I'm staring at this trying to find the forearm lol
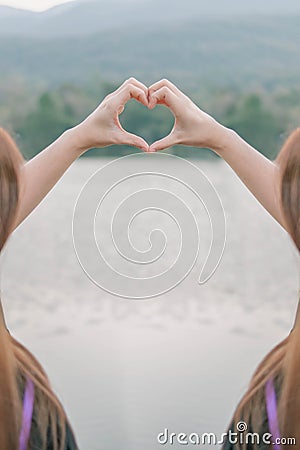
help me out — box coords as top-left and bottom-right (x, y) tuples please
(147, 79), (284, 226)
(16, 128), (83, 227)
(14, 78), (149, 228)
(213, 127), (284, 227)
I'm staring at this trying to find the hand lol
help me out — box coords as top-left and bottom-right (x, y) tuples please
(148, 79), (230, 153)
(72, 78), (149, 153)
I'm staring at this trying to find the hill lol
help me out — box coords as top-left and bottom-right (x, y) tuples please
(1, 0), (300, 37)
(0, 15), (299, 89)
(0, 1), (299, 160)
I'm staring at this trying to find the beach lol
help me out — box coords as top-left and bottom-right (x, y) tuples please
(1, 156), (298, 450)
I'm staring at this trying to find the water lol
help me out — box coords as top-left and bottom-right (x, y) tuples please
(1, 157), (298, 449)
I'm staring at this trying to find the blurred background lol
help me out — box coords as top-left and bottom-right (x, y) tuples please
(1, 0), (300, 158)
(0, 0), (300, 449)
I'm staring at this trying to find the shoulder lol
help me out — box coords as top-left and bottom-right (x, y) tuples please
(221, 421), (270, 450)
(44, 418), (79, 450)
(19, 375), (79, 450)
(29, 411), (79, 450)
(63, 421), (79, 450)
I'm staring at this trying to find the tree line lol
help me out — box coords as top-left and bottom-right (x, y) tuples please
(1, 79), (299, 161)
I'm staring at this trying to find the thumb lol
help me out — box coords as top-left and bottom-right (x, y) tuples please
(122, 131), (149, 152)
(149, 131), (177, 152)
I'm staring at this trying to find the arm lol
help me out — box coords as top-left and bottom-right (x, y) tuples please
(148, 79), (284, 227)
(17, 131), (82, 226)
(211, 129), (283, 227)
(16, 78), (149, 227)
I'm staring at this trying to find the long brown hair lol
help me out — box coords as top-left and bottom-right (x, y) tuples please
(0, 128), (72, 449)
(230, 128), (300, 449)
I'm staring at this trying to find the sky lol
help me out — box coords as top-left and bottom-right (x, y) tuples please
(1, 0), (300, 13)
(0, 0), (75, 11)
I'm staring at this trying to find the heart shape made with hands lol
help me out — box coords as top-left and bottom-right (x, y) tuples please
(108, 79), (182, 153)
(119, 98), (175, 152)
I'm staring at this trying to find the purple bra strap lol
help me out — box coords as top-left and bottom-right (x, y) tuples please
(19, 377), (35, 450)
(265, 378), (281, 450)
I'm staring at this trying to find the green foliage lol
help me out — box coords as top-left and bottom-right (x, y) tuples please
(16, 91), (77, 159)
(223, 94), (286, 159)
(120, 101), (174, 145)
(2, 79), (298, 161)
(1, 13), (300, 161)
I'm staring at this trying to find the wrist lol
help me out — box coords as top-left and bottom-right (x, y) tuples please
(64, 124), (91, 156)
(211, 125), (237, 155)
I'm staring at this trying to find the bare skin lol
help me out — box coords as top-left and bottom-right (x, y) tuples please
(15, 77), (284, 231)
(16, 78), (149, 227)
(148, 79), (284, 228)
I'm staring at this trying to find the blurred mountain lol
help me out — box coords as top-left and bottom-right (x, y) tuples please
(1, 0), (300, 37)
(0, 13), (299, 89)
(0, 0), (298, 159)
(0, 1), (299, 90)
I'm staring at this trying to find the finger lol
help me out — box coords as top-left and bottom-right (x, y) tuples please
(148, 86), (180, 114)
(121, 130), (149, 152)
(123, 77), (148, 98)
(119, 84), (149, 107)
(118, 105), (125, 115)
(110, 84), (148, 111)
(109, 77), (148, 100)
(149, 131), (178, 153)
(149, 78), (181, 97)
